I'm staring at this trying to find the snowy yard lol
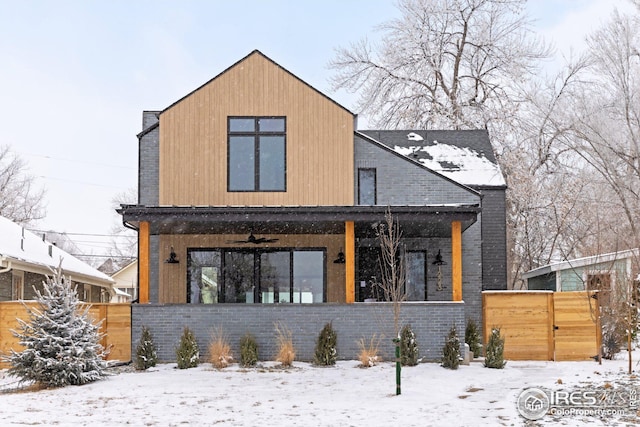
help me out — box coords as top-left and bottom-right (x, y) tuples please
(2, 353), (639, 427)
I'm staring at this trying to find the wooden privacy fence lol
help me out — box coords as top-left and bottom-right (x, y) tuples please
(0, 302), (131, 369)
(482, 291), (602, 361)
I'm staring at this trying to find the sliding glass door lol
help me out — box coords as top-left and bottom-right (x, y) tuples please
(188, 248), (325, 304)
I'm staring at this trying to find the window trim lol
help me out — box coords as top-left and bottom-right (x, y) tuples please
(227, 116), (287, 192)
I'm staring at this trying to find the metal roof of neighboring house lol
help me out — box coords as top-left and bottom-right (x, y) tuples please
(358, 129), (506, 188)
(0, 215), (114, 287)
(522, 248), (639, 280)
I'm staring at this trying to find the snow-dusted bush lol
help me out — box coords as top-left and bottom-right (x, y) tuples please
(4, 264), (108, 387)
(175, 327), (199, 369)
(484, 327), (506, 369)
(441, 325), (461, 370)
(400, 324), (419, 366)
(314, 322), (337, 366)
(464, 318), (482, 358)
(135, 325), (158, 370)
(240, 332), (259, 367)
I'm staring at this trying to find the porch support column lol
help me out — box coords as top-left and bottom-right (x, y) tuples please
(452, 220), (462, 302)
(139, 221), (150, 304)
(345, 221), (355, 303)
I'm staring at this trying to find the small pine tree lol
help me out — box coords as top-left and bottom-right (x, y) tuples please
(135, 326), (158, 370)
(240, 333), (259, 367)
(4, 263), (108, 387)
(441, 325), (461, 370)
(484, 327), (506, 369)
(400, 324), (419, 366)
(464, 318), (482, 358)
(314, 322), (338, 366)
(175, 327), (199, 369)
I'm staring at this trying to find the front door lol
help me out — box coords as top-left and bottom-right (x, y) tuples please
(357, 247), (381, 302)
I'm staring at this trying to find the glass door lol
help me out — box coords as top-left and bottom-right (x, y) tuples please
(224, 252), (255, 303)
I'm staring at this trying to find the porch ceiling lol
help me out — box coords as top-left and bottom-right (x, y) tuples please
(117, 205), (480, 238)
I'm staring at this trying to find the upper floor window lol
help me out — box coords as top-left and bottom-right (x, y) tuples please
(228, 117), (286, 191)
(358, 168), (376, 205)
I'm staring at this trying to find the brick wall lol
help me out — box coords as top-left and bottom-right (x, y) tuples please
(132, 302), (465, 363)
(139, 114), (159, 206)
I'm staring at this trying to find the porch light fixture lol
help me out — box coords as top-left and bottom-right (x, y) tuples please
(165, 246), (179, 264)
(433, 249), (446, 291)
(333, 248), (346, 264)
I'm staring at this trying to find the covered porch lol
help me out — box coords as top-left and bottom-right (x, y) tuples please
(118, 205), (479, 305)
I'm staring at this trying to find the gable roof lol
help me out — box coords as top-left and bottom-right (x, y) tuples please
(522, 248), (639, 280)
(358, 129), (506, 188)
(0, 216), (114, 287)
(161, 49), (354, 117)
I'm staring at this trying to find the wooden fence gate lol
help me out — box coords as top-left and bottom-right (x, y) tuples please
(482, 291), (602, 361)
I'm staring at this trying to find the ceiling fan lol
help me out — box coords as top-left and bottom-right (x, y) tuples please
(226, 232), (279, 244)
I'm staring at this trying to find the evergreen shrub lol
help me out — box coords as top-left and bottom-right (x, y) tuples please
(135, 325), (158, 370)
(441, 325), (461, 370)
(240, 332), (259, 367)
(400, 324), (419, 366)
(484, 327), (506, 369)
(464, 318), (482, 358)
(175, 327), (199, 369)
(314, 322), (338, 366)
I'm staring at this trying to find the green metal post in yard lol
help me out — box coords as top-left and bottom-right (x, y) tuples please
(393, 338), (401, 395)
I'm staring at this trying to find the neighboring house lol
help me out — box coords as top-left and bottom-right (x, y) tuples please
(110, 260), (137, 303)
(523, 249), (639, 307)
(118, 50), (507, 361)
(0, 215), (115, 302)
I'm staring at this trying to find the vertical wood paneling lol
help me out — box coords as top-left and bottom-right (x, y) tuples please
(159, 52), (354, 207)
(451, 221), (462, 302)
(345, 221), (355, 303)
(139, 221), (150, 304)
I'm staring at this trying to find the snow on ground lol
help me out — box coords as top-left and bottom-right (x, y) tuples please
(1, 354), (639, 427)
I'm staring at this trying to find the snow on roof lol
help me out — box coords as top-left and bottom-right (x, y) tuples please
(0, 216), (113, 286)
(359, 130), (506, 187)
(522, 248), (640, 279)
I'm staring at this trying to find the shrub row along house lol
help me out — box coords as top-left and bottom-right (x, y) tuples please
(118, 50), (508, 361)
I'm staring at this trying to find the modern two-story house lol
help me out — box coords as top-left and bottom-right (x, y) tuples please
(118, 50), (507, 361)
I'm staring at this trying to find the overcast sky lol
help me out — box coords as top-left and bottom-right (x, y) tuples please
(0, 0), (634, 256)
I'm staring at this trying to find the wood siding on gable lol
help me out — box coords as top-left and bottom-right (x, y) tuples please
(159, 52), (354, 206)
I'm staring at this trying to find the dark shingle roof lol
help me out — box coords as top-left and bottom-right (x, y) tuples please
(358, 129), (505, 187)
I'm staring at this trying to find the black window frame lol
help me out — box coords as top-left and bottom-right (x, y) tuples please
(358, 168), (377, 205)
(227, 116), (287, 192)
(187, 247), (326, 304)
(405, 250), (428, 301)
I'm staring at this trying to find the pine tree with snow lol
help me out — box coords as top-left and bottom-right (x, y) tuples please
(314, 322), (337, 366)
(484, 327), (506, 369)
(175, 327), (199, 369)
(135, 325), (158, 370)
(400, 324), (419, 366)
(441, 325), (461, 370)
(4, 262), (108, 387)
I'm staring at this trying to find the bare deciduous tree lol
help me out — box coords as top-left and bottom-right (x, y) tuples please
(374, 208), (406, 339)
(330, 0), (549, 131)
(0, 145), (46, 224)
(109, 187), (138, 263)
